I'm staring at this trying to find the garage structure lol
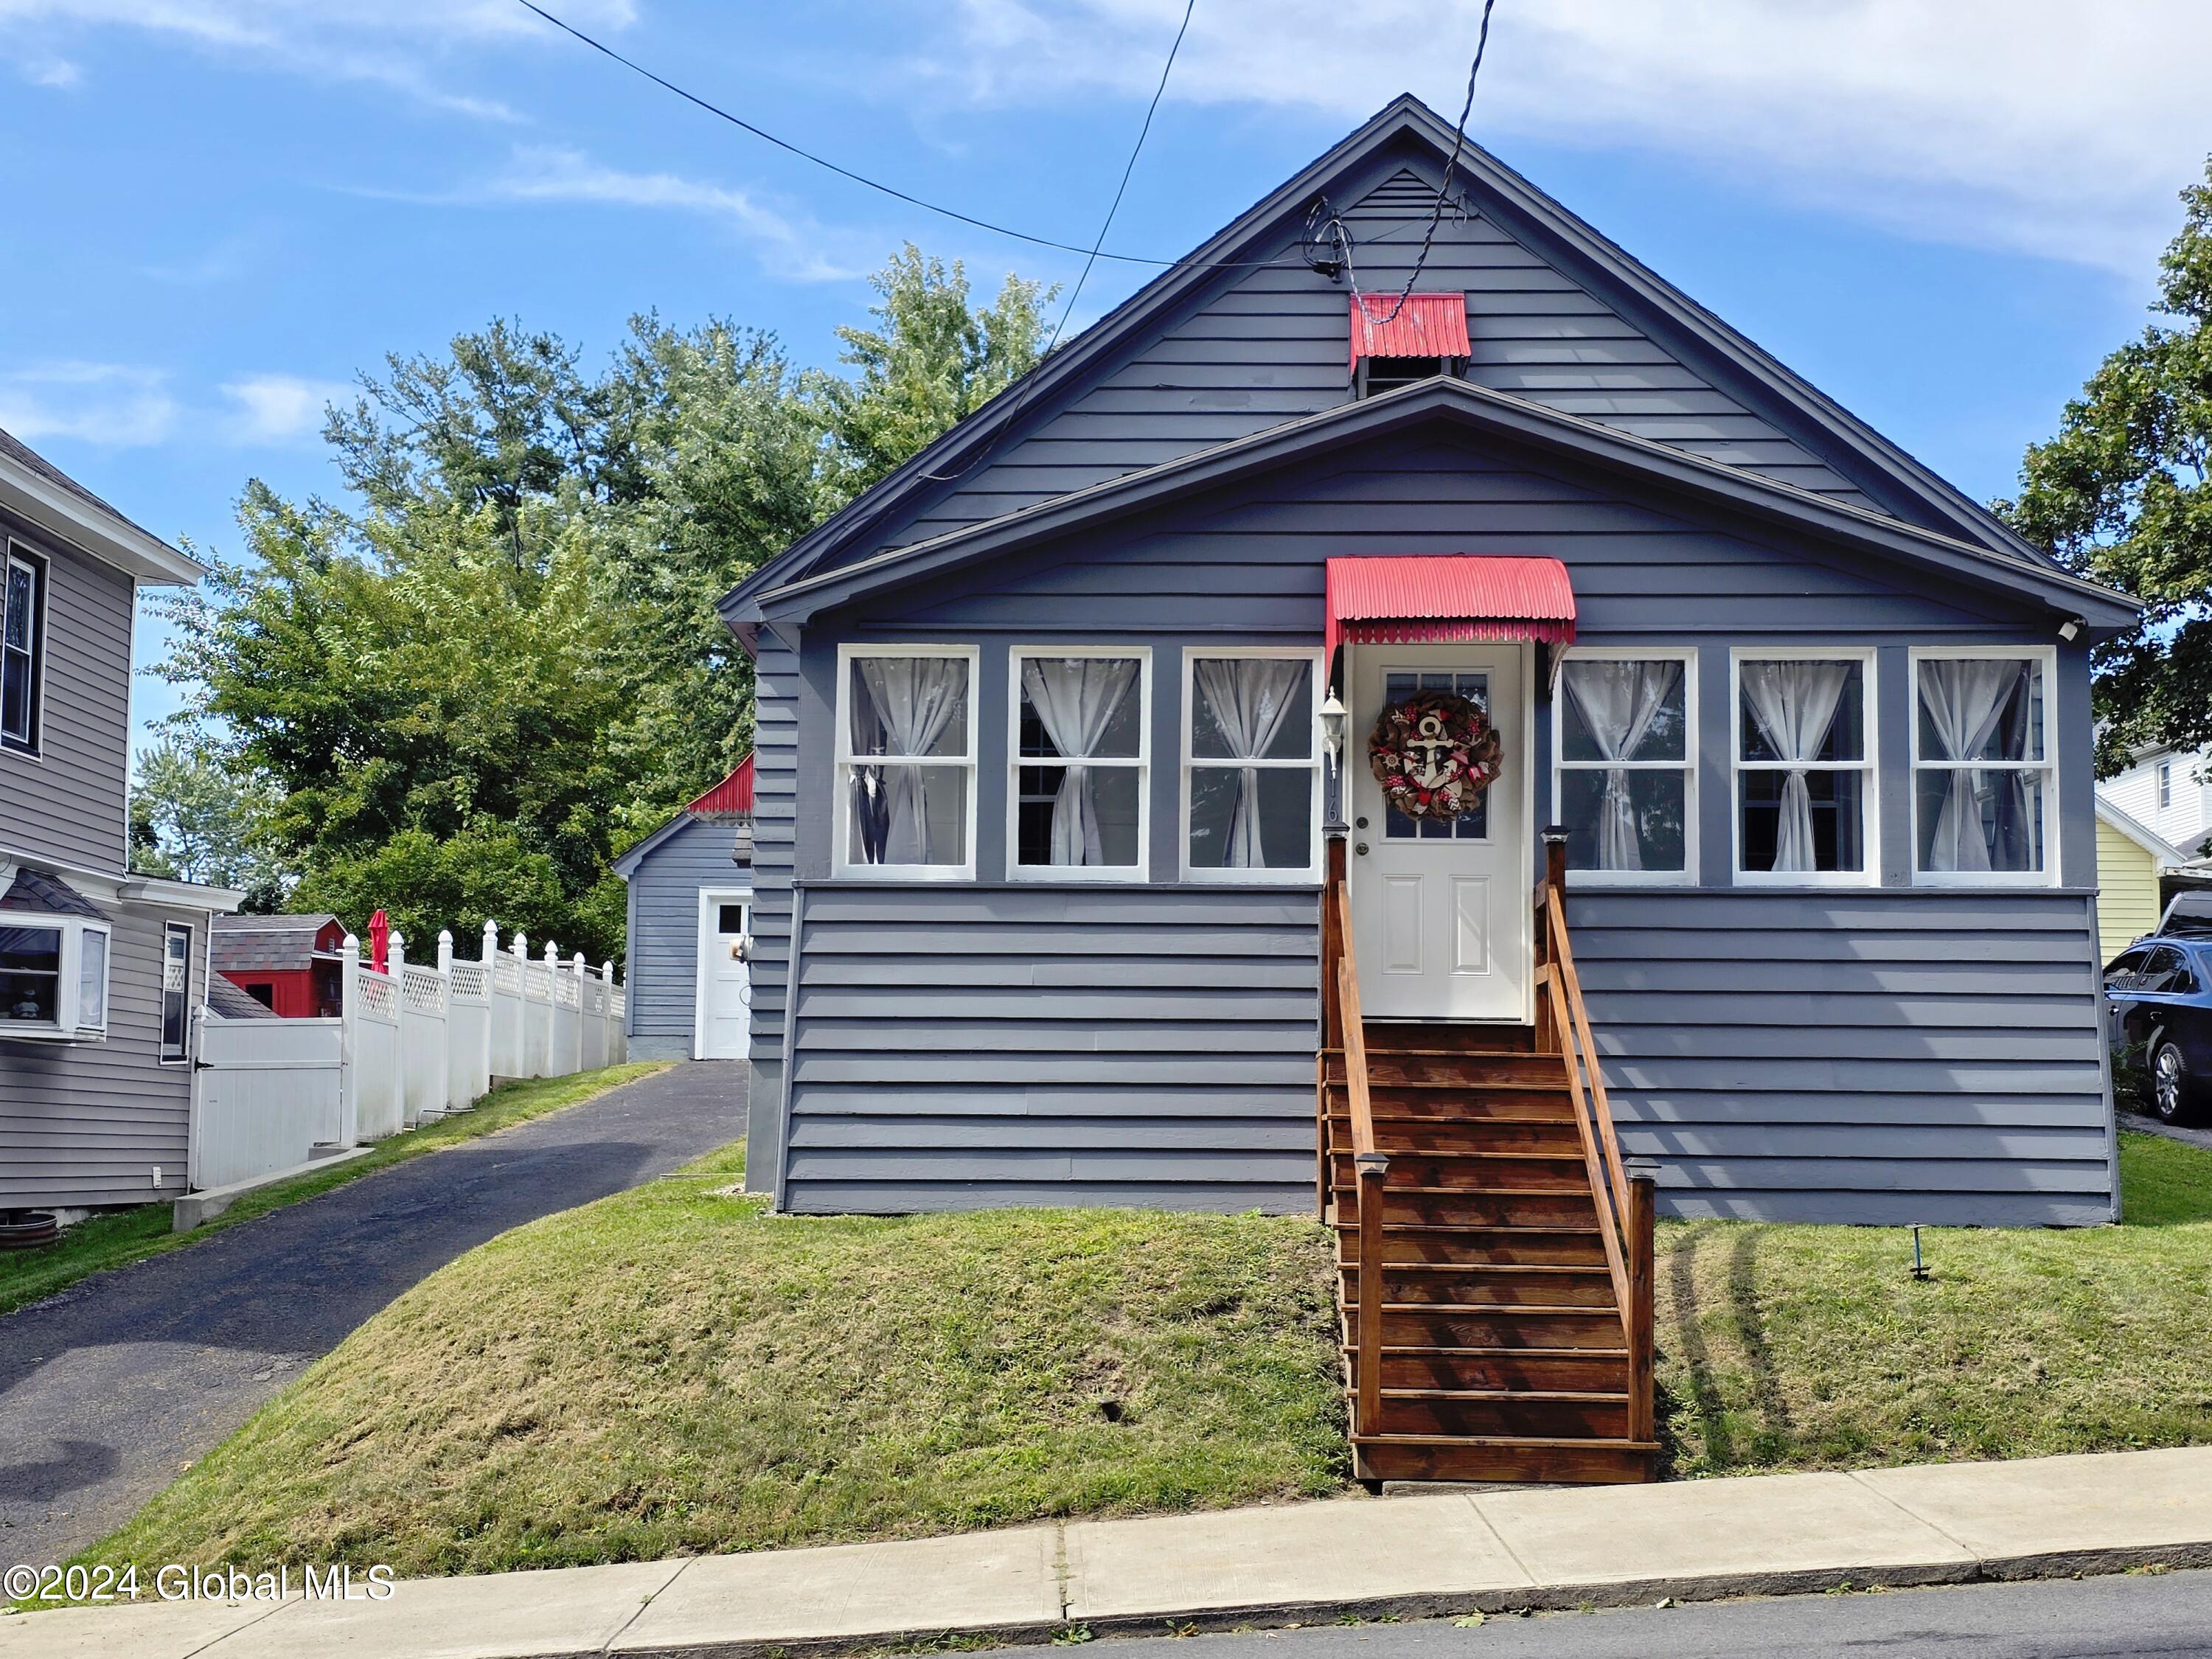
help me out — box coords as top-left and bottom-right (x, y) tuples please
(612, 757), (754, 1062)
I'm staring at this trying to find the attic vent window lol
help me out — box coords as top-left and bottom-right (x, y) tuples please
(1349, 293), (1470, 398)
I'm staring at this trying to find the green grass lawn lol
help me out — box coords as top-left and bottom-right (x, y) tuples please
(70, 1128), (2212, 1584)
(0, 1062), (672, 1318)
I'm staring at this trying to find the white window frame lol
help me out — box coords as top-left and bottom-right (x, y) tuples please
(1006, 644), (1152, 883)
(1178, 645), (1327, 886)
(2157, 759), (2172, 810)
(1908, 644), (2061, 889)
(1729, 646), (1880, 888)
(0, 914), (112, 1040)
(1549, 646), (1700, 888)
(2, 542), (46, 756)
(160, 920), (193, 1062)
(832, 643), (980, 882)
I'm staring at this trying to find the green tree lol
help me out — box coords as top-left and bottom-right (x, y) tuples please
(2004, 158), (2212, 772)
(127, 733), (290, 908)
(819, 244), (1054, 497)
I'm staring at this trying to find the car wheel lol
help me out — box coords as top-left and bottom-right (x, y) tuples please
(2152, 1042), (2196, 1123)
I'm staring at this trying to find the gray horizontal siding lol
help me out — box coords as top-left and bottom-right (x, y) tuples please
(1567, 888), (2114, 1226)
(745, 630), (800, 1191)
(0, 520), (135, 872)
(622, 813), (748, 1046)
(780, 886), (1319, 1214)
(1, 902), (204, 1210)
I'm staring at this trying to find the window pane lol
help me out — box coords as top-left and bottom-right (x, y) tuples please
(849, 656), (970, 758)
(1189, 766), (1311, 870)
(1916, 766), (2045, 874)
(0, 923), (61, 1023)
(717, 904), (746, 935)
(846, 763), (968, 866)
(1917, 658), (2042, 764)
(1739, 660), (1863, 763)
(79, 928), (108, 1029)
(1018, 764), (1141, 867)
(1561, 768), (1686, 873)
(1739, 768), (1864, 873)
(4, 563), (30, 649)
(1562, 659), (1686, 763)
(1019, 657), (1142, 760)
(1191, 658), (1310, 761)
(163, 926), (191, 1054)
(1, 649), (29, 742)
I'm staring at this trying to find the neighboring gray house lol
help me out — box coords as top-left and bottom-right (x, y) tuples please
(611, 756), (754, 1062)
(718, 97), (2138, 1230)
(1, 428), (243, 1216)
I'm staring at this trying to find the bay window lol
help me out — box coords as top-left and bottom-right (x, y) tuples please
(1912, 650), (2055, 883)
(0, 914), (111, 1038)
(835, 645), (977, 878)
(1554, 651), (1694, 881)
(1182, 650), (1323, 881)
(1732, 651), (1875, 883)
(1011, 648), (1148, 878)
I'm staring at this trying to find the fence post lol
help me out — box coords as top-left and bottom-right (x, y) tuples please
(543, 939), (561, 1077)
(571, 950), (588, 1075)
(338, 933), (361, 1147)
(438, 928), (453, 975)
(479, 919), (501, 1101)
(389, 931), (413, 1126)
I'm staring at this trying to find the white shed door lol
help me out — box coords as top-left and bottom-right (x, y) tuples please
(697, 893), (752, 1061)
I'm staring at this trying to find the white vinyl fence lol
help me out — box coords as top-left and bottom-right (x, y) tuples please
(188, 921), (627, 1194)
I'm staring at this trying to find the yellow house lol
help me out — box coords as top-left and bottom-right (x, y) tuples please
(2095, 799), (2188, 962)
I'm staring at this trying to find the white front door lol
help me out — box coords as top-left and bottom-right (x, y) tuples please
(696, 891), (752, 1061)
(1347, 644), (1531, 1022)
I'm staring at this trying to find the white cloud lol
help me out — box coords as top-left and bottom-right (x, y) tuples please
(20, 51), (80, 85)
(0, 363), (178, 445)
(0, 0), (638, 116)
(487, 145), (874, 282)
(220, 372), (352, 443)
(929, 0), (2212, 276)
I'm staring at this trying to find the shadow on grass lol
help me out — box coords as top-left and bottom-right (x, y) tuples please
(1658, 1219), (1797, 1475)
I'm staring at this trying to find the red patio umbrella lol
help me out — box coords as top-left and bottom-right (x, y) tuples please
(368, 909), (389, 975)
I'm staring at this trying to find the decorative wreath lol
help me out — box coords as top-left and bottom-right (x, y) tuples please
(1367, 689), (1504, 821)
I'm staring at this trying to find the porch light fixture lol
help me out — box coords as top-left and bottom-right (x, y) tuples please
(2058, 617), (2084, 642)
(1319, 689), (1348, 760)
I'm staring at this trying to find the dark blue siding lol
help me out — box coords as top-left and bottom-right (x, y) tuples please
(620, 813), (748, 1060)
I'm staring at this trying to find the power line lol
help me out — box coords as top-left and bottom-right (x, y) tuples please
(513, 0), (1290, 274)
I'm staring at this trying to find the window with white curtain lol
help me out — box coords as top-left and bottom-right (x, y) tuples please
(1554, 652), (1694, 882)
(835, 646), (978, 877)
(0, 914), (110, 1037)
(1182, 651), (1321, 880)
(1911, 650), (2054, 883)
(1011, 649), (1148, 877)
(1732, 652), (1874, 883)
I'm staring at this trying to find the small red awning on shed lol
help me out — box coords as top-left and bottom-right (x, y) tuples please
(1324, 555), (1577, 653)
(1348, 293), (1471, 374)
(686, 754), (754, 821)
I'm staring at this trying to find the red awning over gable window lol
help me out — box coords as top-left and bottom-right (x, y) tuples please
(685, 754), (754, 821)
(1325, 555), (1576, 653)
(1348, 293), (1471, 374)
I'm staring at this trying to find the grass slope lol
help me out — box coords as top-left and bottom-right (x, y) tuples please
(0, 1062), (673, 1318)
(1658, 1131), (2212, 1475)
(92, 1143), (1348, 1576)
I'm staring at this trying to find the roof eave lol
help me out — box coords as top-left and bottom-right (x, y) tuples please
(0, 452), (202, 585)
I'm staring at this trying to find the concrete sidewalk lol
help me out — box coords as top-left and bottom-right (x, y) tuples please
(9, 1446), (2212, 1658)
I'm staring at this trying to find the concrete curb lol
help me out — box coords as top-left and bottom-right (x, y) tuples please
(170, 1146), (374, 1231)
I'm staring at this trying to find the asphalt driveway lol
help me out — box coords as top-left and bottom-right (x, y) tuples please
(0, 1061), (743, 1568)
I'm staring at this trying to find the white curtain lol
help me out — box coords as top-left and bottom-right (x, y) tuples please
(1741, 661), (1851, 872)
(1194, 658), (1303, 867)
(854, 658), (966, 864)
(1566, 660), (1681, 872)
(1921, 658), (2030, 872)
(1022, 657), (1139, 866)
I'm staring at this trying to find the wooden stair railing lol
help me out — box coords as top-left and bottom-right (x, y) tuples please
(1533, 831), (1657, 1449)
(1319, 834), (1386, 1439)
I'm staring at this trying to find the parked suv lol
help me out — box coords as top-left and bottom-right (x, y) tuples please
(2104, 937), (2212, 1121)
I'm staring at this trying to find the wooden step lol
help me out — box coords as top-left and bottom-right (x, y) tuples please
(1374, 1304), (1629, 1349)
(1326, 1114), (1583, 1154)
(1359, 1387), (1633, 1440)
(1352, 1344), (1632, 1392)
(1331, 1150), (1591, 1193)
(1351, 1434), (1658, 1485)
(1324, 1085), (1576, 1119)
(1343, 1224), (1607, 1267)
(1343, 1187), (1600, 1228)
(1361, 1022), (1537, 1055)
(1326, 1051), (1566, 1089)
(1338, 1262), (1618, 1307)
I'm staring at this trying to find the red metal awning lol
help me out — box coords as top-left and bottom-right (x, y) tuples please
(685, 754), (754, 821)
(1325, 555), (1576, 653)
(1348, 293), (1471, 374)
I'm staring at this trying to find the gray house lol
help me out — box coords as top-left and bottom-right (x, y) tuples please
(612, 757), (754, 1062)
(1, 428), (243, 1216)
(719, 97), (2136, 1236)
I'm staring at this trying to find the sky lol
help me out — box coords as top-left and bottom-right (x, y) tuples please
(0, 0), (2205, 754)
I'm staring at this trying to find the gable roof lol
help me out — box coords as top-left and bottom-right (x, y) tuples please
(613, 757), (757, 877)
(724, 95), (2051, 630)
(751, 375), (2137, 634)
(0, 425), (202, 585)
(2097, 797), (2195, 869)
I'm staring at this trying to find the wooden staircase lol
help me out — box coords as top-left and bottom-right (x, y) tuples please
(1319, 836), (1658, 1486)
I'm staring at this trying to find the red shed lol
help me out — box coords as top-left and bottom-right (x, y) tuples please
(212, 913), (348, 1018)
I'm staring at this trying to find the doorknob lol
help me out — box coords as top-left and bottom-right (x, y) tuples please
(1354, 842), (1370, 856)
